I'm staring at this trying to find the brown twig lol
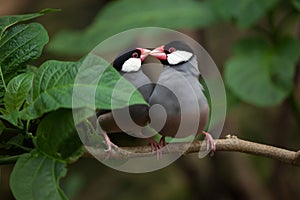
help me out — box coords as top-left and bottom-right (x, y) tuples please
(82, 135), (300, 167)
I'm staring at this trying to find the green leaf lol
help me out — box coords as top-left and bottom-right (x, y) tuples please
(10, 152), (67, 200)
(0, 110), (22, 128)
(0, 23), (48, 76)
(0, 23), (48, 98)
(270, 37), (300, 90)
(35, 109), (83, 161)
(0, 8), (59, 38)
(20, 55), (146, 120)
(19, 60), (77, 120)
(48, 0), (217, 55)
(4, 72), (34, 112)
(225, 37), (300, 107)
(209, 0), (279, 28)
(80, 54), (148, 109)
(1, 72), (33, 127)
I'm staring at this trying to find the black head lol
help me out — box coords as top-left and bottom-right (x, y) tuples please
(112, 48), (150, 72)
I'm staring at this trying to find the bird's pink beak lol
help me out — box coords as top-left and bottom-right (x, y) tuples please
(150, 45), (167, 60)
(137, 48), (151, 61)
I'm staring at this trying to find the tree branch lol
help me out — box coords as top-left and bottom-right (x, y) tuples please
(82, 135), (300, 167)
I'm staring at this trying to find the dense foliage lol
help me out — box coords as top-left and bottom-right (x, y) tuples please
(0, 9), (146, 199)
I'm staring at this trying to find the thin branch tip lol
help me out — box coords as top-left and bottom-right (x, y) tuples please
(293, 150), (300, 166)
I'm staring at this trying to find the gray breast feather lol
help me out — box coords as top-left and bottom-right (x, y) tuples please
(150, 66), (208, 113)
(122, 70), (154, 101)
(148, 59), (209, 137)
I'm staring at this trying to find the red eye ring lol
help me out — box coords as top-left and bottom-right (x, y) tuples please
(168, 47), (176, 53)
(132, 52), (139, 58)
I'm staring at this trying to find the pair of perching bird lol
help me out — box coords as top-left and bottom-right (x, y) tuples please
(98, 41), (215, 158)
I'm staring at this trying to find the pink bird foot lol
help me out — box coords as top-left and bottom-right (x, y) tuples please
(102, 131), (118, 160)
(159, 136), (166, 147)
(148, 137), (164, 160)
(201, 131), (216, 156)
(148, 136), (167, 160)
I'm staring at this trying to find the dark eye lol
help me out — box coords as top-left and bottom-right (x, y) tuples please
(168, 47), (176, 53)
(132, 52), (139, 58)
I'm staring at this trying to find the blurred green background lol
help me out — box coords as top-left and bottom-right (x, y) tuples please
(1, 0), (300, 199)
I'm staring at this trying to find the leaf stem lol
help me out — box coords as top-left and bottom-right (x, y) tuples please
(8, 143), (32, 152)
(0, 155), (20, 165)
(25, 120), (30, 135)
(0, 64), (7, 91)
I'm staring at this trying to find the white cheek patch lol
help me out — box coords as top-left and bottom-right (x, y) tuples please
(121, 58), (141, 72)
(167, 50), (193, 65)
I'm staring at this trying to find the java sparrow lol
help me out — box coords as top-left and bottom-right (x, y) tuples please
(97, 48), (153, 154)
(149, 41), (216, 153)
